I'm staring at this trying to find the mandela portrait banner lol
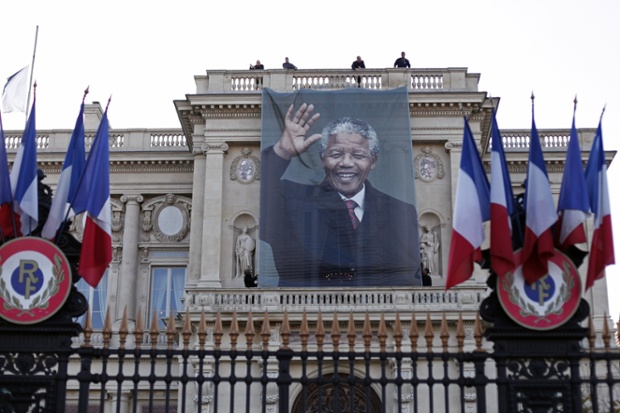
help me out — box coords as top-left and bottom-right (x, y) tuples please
(259, 87), (421, 287)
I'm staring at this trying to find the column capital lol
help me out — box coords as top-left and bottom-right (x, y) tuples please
(201, 143), (229, 154)
(120, 194), (144, 204)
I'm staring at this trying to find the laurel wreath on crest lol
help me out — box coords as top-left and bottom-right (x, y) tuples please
(502, 262), (574, 324)
(0, 254), (65, 317)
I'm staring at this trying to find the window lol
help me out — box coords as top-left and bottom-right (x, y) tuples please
(75, 271), (108, 329)
(150, 267), (186, 328)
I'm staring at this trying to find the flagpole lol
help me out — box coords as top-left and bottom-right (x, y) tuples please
(25, 25), (39, 122)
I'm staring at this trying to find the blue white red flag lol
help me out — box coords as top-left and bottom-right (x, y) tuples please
(521, 113), (557, 284)
(41, 100), (86, 240)
(555, 106), (589, 251)
(9, 96), (38, 235)
(584, 114), (614, 290)
(446, 117), (490, 289)
(0, 113), (17, 239)
(490, 111), (517, 278)
(74, 107), (112, 287)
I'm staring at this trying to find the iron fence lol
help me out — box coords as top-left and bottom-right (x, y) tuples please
(1, 307), (619, 413)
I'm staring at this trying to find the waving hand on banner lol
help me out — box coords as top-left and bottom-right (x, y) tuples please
(274, 103), (322, 160)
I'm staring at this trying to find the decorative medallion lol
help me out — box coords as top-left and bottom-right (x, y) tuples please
(497, 249), (581, 331)
(152, 194), (190, 242)
(0, 237), (72, 325)
(230, 148), (260, 184)
(414, 147), (444, 182)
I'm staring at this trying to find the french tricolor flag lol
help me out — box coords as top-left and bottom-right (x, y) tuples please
(584, 113), (614, 290)
(72, 105), (112, 288)
(521, 111), (557, 284)
(555, 105), (589, 252)
(446, 117), (490, 290)
(0, 112), (17, 239)
(9, 95), (38, 236)
(490, 111), (517, 278)
(41, 97), (86, 240)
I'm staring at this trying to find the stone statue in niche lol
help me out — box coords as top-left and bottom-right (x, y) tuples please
(420, 224), (439, 275)
(235, 227), (256, 278)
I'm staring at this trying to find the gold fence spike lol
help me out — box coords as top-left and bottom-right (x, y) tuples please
(378, 313), (387, 353)
(150, 310), (159, 350)
(230, 311), (239, 350)
(182, 308), (192, 351)
(245, 311), (255, 350)
(424, 311), (434, 350)
(347, 312), (356, 352)
(261, 311), (270, 351)
(331, 312), (341, 351)
(197, 309), (207, 351)
(300, 310), (309, 352)
(119, 306), (129, 349)
(394, 313), (403, 353)
(456, 313), (465, 353)
(363, 312), (372, 352)
(166, 310), (176, 350)
(102, 307), (113, 349)
(214, 312), (223, 351)
(440, 312), (449, 352)
(410, 312), (419, 352)
(281, 310), (291, 349)
(81, 306), (93, 348)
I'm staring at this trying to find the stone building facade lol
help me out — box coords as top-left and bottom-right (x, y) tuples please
(6, 67), (614, 412)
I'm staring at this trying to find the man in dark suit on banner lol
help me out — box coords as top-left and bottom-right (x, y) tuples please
(261, 102), (421, 287)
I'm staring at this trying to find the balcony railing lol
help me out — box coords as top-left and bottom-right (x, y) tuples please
(4, 129), (187, 153)
(198, 68), (480, 93)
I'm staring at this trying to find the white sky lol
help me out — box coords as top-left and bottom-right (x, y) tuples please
(2, 0), (619, 320)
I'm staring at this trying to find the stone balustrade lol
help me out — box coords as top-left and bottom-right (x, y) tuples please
(489, 128), (597, 153)
(3, 128), (188, 153)
(184, 286), (487, 317)
(197, 68), (479, 93)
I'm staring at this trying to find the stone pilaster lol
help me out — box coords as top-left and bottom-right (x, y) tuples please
(198, 143), (228, 287)
(116, 194), (143, 322)
(188, 145), (206, 286)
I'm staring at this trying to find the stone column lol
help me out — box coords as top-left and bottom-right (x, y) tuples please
(187, 145), (206, 286)
(116, 194), (143, 322)
(198, 143), (228, 287)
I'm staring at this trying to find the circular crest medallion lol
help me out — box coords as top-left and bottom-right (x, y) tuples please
(497, 249), (581, 331)
(0, 237), (72, 325)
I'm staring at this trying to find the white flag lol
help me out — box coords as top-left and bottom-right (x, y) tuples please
(2, 66), (29, 113)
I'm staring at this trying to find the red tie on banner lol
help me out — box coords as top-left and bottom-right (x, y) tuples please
(345, 200), (359, 229)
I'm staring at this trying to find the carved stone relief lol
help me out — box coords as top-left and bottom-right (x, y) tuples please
(230, 147), (260, 184)
(414, 146), (444, 182)
(141, 194), (191, 243)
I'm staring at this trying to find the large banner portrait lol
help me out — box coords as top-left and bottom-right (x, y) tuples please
(259, 87), (421, 287)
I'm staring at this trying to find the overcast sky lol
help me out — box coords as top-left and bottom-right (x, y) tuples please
(2, 0), (619, 320)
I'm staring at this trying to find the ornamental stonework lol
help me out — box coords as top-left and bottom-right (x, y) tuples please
(414, 146), (444, 182)
(230, 148), (260, 184)
(150, 194), (191, 243)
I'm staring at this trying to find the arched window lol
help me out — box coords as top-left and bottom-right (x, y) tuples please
(291, 373), (382, 413)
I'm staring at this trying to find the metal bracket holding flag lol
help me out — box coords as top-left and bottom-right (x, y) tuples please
(0, 237), (72, 324)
